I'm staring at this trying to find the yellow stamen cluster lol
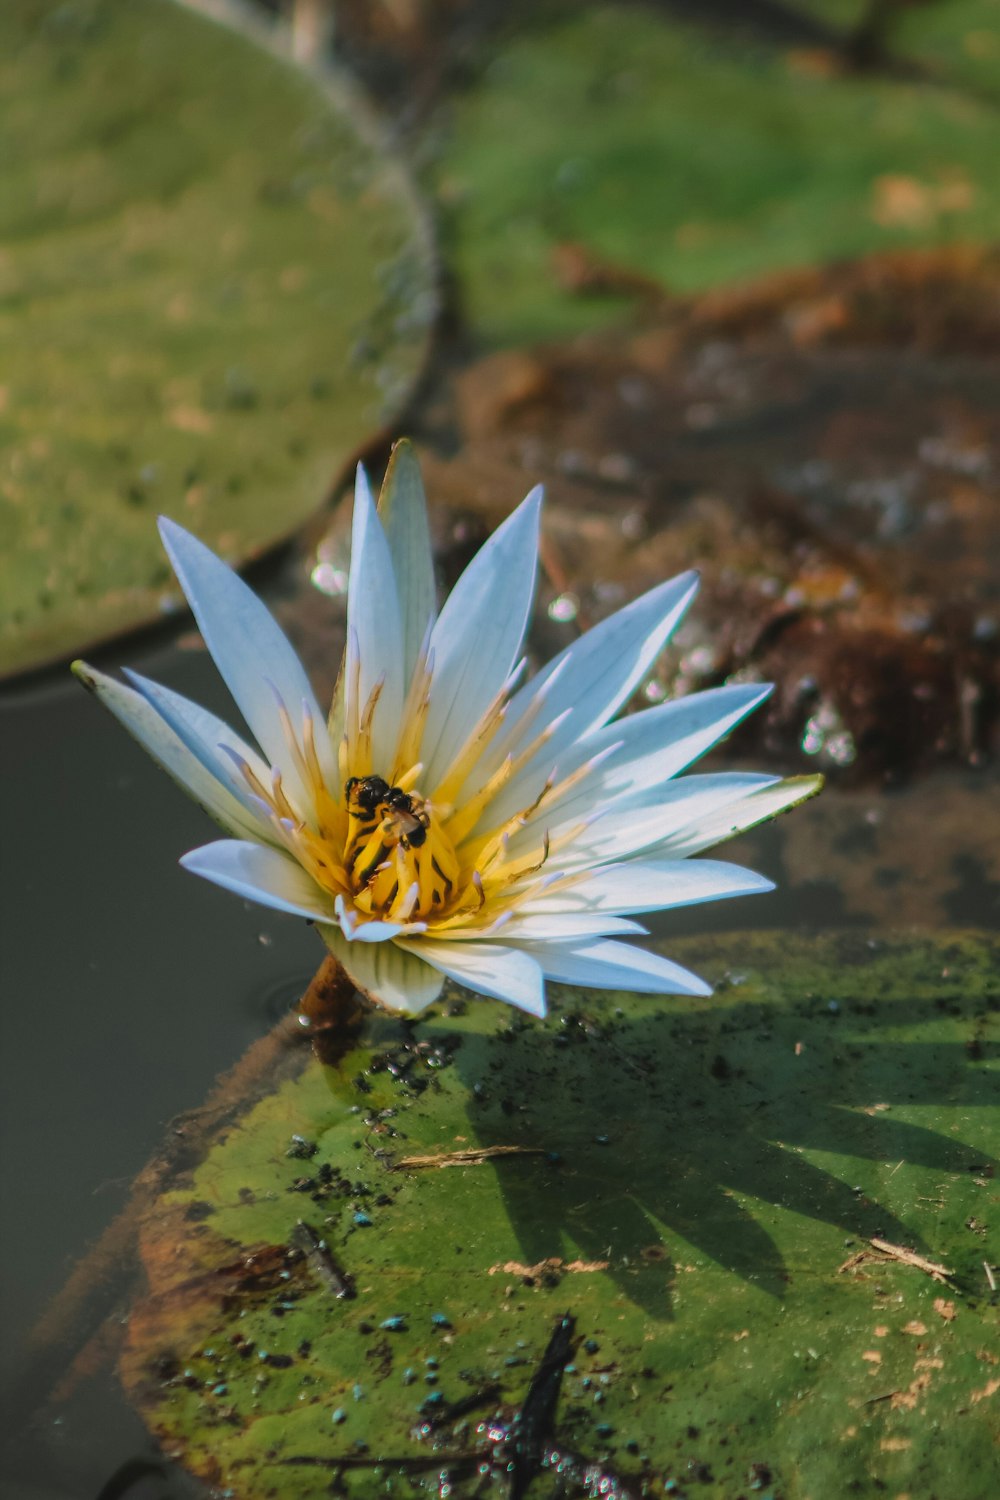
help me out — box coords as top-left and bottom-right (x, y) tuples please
(232, 671), (598, 939)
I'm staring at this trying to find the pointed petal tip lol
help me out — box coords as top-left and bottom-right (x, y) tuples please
(799, 772), (825, 796)
(156, 513), (187, 550)
(689, 975), (714, 998)
(771, 772), (825, 807)
(722, 679), (774, 709)
(71, 659), (95, 689)
(155, 514), (216, 584)
(354, 463), (374, 507)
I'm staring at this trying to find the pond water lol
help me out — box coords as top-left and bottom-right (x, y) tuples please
(0, 630), (319, 1500)
(1, 579), (995, 1497)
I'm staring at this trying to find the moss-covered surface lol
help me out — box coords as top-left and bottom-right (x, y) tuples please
(0, 0), (435, 677)
(434, 4), (1000, 344)
(121, 931), (999, 1498)
(790, 1), (1000, 96)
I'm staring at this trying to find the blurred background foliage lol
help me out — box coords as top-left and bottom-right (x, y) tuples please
(3, 0), (999, 671)
(300, 0), (1000, 342)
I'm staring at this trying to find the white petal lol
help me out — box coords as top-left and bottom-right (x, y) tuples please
(473, 571), (698, 816)
(513, 937), (712, 997)
(157, 518), (336, 806)
(512, 772), (777, 871)
(652, 775), (824, 858)
(180, 840), (339, 923)
(377, 442), (437, 685)
(345, 468), (405, 771)
(518, 569), (698, 736)
(479, 913), (647, 941)
(421, 487), (542, 791)
(73, 662), (265, 842)
(592, 684), (773, 795)
(121, 668), (278, 830)
(322, 927), (445, 1015)
(520, 859), (773, 916)
(396, 936), (546, 1017)
(333, 894), (427, 943)
(486, 683), (770, 838)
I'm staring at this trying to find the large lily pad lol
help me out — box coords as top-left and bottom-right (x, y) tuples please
(789, 2), (1000, 96)
(121, 932), (999, 1498)
(434, 4), (1000, 345)
(0, 0), (436, 678)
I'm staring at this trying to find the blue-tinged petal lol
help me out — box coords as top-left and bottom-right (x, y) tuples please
(485, 682), (770, 837)
(516, 568), (699, 736)
(120, 668), (279, 832)
(377, 442), (437, 686)
(347, 921), (428, 942)
(180, 840), (339, 923)
(514, 938), (712, 997)
(73, 662), (268, 841)
(345, 467), (405, 772)
(519, 859), (773, 916)
(472, 570), (697, 808)
(333, 895), (427, 943)
(478, 913), (647, 941)
(592, 684), (773, 794)
(420, 487), (542, 792)
(651, 775), (824, 858)
(157, 518), (336, 808)
(526, 775), (783, 872)
(396, 936), (546, 1017)
(322, 928), (445, 1015)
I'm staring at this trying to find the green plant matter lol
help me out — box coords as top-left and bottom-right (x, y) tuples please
(791, 1), (1000, 94)
(122, 931), (999, 1498)
(434, 4), (1000, 344)
(0, 0), (435, 677)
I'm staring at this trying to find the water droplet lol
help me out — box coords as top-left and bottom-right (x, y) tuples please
(311, 561), (349, 597)
(548, 593), (579, 624)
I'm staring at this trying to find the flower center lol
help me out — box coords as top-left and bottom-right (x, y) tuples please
(343, 772), (461, 922)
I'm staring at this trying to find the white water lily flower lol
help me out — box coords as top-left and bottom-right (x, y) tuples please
(75, 442), (820, 1018)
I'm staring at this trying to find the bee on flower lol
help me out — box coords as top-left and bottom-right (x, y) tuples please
(74, 442), (820, 1017)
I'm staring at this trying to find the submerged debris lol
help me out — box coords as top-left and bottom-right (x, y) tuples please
(292, 1220), (356, 1300)
(412, 249), (1000, 781)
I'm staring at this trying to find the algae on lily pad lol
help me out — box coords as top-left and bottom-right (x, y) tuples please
(121, 932), (999, 1498)
(435, 5), (1000, 345)
(0, 0), (436, 678)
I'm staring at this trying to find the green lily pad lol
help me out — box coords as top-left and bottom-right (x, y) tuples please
(0, 0), (435, 678)
(789, 2), (1000, 97)
(121, 931), (999, 1498)
(435, 5), (1000, 345)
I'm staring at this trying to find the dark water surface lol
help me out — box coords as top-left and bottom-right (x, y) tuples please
(0, 637), (317, 1500)
(1, 620), (996, 1500)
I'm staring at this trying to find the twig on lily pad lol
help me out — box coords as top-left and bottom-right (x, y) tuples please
(393, 1145), (549, 1170)
(839, 1237), (955, 1285)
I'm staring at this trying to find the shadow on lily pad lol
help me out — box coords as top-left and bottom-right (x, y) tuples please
(118, 931), (999, 1499)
